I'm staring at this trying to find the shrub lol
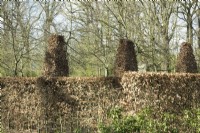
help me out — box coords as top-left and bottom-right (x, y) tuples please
(98, 107), (140, 133)
(98, 107), (200, 133)
(44, 34), (69, 76)
(114, 39), (138, 77)
(176, 42), (198, 73)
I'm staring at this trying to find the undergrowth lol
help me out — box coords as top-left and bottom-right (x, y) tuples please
(98, 107), (200, 133)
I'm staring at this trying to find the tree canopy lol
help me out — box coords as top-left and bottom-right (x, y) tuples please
(0, 1), (199, 77)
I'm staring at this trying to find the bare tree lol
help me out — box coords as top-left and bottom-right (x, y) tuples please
(39, 1), (61, 48)
(139, 1), (177, 72)
(197, 4), (200, 49)
(0, 1), (42, 76)
(178, 0), (198, 45)
(0, 1), (198, 77)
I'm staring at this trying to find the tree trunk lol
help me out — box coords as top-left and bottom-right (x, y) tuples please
(187, 12), (193, 45)
(198, 16), (200, 49)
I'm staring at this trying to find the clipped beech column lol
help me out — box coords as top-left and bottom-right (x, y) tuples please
(41, 35), (69, 132)
(44, 34), (69, 76)
(176, 42), (198, 73)
(114, 39), (138, 77)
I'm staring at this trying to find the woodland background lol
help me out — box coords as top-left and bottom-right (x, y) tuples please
(0, 0), (200, 77)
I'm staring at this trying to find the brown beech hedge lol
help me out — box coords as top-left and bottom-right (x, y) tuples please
(0, 72), (200, 132)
